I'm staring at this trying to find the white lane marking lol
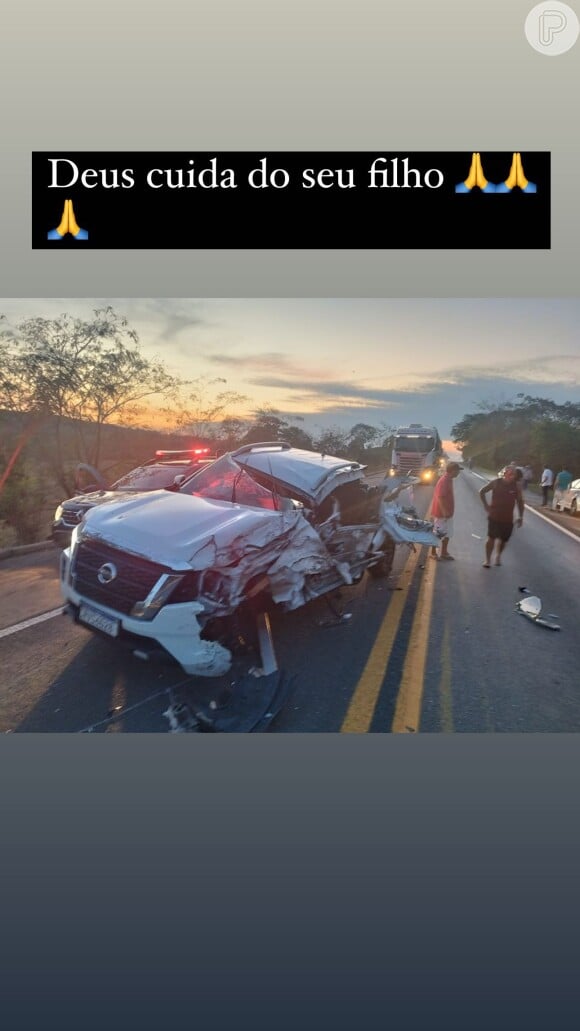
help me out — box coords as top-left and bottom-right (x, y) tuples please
(525, 504), (580, 542)
(0, 607), (65, 639)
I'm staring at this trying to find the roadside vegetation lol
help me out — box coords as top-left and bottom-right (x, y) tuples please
(452, 396), (580, 481)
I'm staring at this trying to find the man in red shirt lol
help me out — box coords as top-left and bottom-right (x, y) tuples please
(479, 466), (524, 567)
(430, 461), (461, 560)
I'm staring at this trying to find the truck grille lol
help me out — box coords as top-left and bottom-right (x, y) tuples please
(397, 453), (421, 475)
(71, 538), (172, 615)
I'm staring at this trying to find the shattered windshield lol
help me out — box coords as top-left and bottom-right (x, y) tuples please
(179, 454), (279, 508)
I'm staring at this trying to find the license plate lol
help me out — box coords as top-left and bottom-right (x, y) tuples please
(79, 603), (120, 638)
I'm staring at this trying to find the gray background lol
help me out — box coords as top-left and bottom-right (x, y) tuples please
(2, 7), (580, 1014)
(2, 0), (578, 294)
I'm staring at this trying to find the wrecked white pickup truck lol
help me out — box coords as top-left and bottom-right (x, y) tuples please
(60, 442), (440, 678)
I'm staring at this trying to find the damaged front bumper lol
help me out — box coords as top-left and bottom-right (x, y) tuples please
(60, 550), (232, 676)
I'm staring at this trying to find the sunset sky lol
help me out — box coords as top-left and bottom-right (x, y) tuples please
(2, 298), (579, 441)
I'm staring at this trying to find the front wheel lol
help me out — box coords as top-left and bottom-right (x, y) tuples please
(571, 499), (577, 516)
(367, 537), (396, 578)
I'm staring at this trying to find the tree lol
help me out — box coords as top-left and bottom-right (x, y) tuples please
(346, 422), (381, 462)
(531, 420), (580, 474)
(282, 424), (315, 450)
(379, 423), (396, 448)
(215, 417), (248, 452)
(0, 307), (180, 494)
(167, 376), (249, 440)
(239, 407), (316, 450)
(241, 406), (291, 445)
(313, 426), (350, 457)
(451, 395), (580, 474)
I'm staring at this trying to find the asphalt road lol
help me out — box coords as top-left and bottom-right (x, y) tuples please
(2, 471), (580, 733)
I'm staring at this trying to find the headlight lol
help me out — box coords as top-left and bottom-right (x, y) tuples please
(54, 504), (64, 521)
(130, 574), (186, 620)
(70, 523), (85, 548)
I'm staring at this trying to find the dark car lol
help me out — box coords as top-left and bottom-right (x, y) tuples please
(52, 449), (217, 547)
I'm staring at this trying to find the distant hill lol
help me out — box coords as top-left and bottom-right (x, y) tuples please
(0, 409), (215, 480)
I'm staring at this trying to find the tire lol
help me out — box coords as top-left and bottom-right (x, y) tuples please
(367, 536), (396, 578)
(202, 576), (273, 657)
(571, 499), (577, 516)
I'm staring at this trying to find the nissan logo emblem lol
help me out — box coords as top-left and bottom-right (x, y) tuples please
(97, 562), (117, 584)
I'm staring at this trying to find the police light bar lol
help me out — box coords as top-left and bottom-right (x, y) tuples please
(155, 447), (211, 457)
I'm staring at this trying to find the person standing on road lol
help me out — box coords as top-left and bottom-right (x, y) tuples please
(479, 466), (524, 567)
(430, 461), (461, 561)
(522, 464), (533, 492)
(552, 467), (573, 510)
(540, 465), (554, 507)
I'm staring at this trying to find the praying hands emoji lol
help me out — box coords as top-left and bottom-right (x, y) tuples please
(455, 152), (536, 194)
(47, 199), (89, 239)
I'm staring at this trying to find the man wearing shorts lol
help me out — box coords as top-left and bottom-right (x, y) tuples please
(430, 461), (461, 561)
(479, 466), (524, 567)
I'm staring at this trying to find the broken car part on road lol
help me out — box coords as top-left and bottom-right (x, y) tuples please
(516, 595), (561, 631)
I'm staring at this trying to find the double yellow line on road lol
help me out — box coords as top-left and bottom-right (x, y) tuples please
(341, 543), (438, 734)
(391, 548), (438, 733)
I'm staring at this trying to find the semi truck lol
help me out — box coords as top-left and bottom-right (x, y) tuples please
(389, 424), (444, 484)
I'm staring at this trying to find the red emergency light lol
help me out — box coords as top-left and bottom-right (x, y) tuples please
(154, 447), (211, 458)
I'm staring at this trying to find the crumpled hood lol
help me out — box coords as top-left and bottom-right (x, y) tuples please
(80, 490), (300, 568)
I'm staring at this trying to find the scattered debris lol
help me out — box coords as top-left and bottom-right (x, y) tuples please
(163, 670), (297, 733)
(318, 612), (353, 627)
(78, 687), (171, 733)
(163, 700), (200, 733)
(516, 595), (561, 631)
